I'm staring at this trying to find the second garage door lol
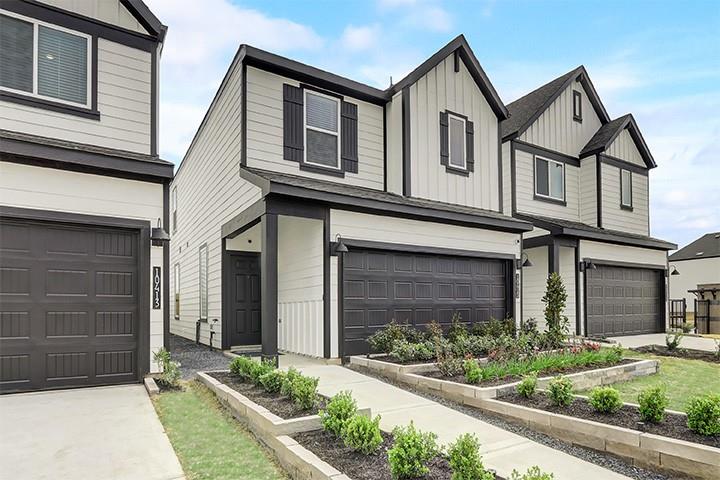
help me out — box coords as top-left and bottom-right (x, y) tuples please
(342, 248), (509, 356)
(586, 264), (664, 337)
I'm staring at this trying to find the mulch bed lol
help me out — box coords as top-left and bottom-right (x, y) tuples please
(208, 371), (326, 419)
(422, 358), (635, 387)
(498, 391), (720, 448)
(632, 345), (720, 363)
(294, 430), (502, 480)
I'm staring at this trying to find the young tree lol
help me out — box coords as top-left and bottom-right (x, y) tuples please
(542, 272), (569, 345)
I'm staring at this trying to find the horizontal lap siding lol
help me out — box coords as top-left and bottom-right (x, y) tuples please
(277, 216), (324, 357)
(0, 39), (152, 155)
(514, 149), (581, 222)
(409, 56), (499, 210)
(601, 163), (649, 235)
(245, 67), (384, 190)
(169, 61), (263, 345)
(559, 246), (576, 334)
(580, 240), (666, 266)
(522, 246), (548, 328)
(579, 156), (597, 226)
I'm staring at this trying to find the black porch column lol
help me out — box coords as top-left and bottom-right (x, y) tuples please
(261, 213), (279, 362)
(548, 240), (560, 274)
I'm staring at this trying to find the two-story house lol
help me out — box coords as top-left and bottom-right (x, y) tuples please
(500, 67), (676, 338)
(170, 35), (533, 360)
(0, 0), (171, 393)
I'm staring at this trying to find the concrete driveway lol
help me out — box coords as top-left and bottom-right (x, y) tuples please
(0, 385), (184, 480)
(608, 333), (718, 352)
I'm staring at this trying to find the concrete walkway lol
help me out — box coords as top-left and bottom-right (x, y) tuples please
(609, 333), (718, 352)
(0, 385), (184, 480)
(283, 357), (629, 480)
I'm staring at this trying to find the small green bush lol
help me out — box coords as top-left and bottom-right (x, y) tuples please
(510, 466), (554, 480)
(259, 369), (285, 394)
(464, 358), (482, 384)
(588, 386), (623, 414)
(320, 390), (357, 436)
(153, 348), (181, 388)
(547, 376), (574, 407)
(637, 386), (669, 423)
(448, 313), (469, 343)
(686, 394), (720, 436)
(342, 414), (383, 454)
(666, 333), (683, 351)
(289, 374), (319, 410)
(471, 317), (516, 337)
(516, 372), (537, 398)
(229, 356), (254, 379)
(280, 367), (301, 397)
(367, 321), (421, 354)
(451, 334), (493, 357)
(249, 359), (275, 386)
(387, 422), (439, 479)
(447, 433), (494, 480)
(389, 340), (435, 363)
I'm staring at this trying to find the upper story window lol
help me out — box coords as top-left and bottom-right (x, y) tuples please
(305, 90), (340, 169)
(171, 186), (177, 233)
(0, 12), (91, 108)
(535, 156), (565, 203)
(620, 168), (633, 210)
(439, 110), (475, 174)
(573, 90), (582, 122)
(448, 113), (467, 169)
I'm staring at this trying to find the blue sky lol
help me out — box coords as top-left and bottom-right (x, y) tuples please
(146, 0), (719, 249)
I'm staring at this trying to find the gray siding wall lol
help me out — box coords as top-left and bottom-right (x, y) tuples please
(408, 54), (500, 211)
(170, 60), (263, 345)
(600, 163), (649, 235)
(37, 0), (149, 34)
(514, 148), (581, 221)
(386, 91), (403, 195)
(607, 129), (645, 167)
(520, 82), (602, 157)
(579, 155), (597, 226)
(245, 67), (384, 190)
(0, 38), (152, 154)
(502, 141), (512, 214)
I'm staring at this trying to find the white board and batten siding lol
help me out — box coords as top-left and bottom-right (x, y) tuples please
(170, 60), (264, 345)
(408, 55), (500, 211)
(37, 0), (149, 34)
(245, 66), (384, 191)
(600, 163), (649, 236)
(0, 161), (165, 371)
(0, 37), (153, 155)
(607, 129), (645, 167)
(385, 92), (403, 196)
(519, 81), (602, 158)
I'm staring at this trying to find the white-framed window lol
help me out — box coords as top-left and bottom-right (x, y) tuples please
(171, 186), (177, 233)
(620, 168), (632, 208)
(304, 89), (341, 169)
(174, 263), (180, 319)
(448, 113), (467, 169)
(573, 90), (582, 121)
(198, 244), (208, 320)
(0, 10), (92, 108)
(535, 156), (565, 201)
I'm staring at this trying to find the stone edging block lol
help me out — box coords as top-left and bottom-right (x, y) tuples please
(143, 376), (159, 396)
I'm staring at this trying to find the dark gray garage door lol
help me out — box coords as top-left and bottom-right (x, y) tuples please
(586, 265), (664, 337)
(0, 218), (141, 393)
(342, 249), (509, 356)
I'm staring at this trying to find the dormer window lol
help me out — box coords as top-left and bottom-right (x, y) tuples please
(0, 11), (91, 108)
(305, 90), (340, 169)
(573, 90), (582, 122)
(535, 156), (565, 203)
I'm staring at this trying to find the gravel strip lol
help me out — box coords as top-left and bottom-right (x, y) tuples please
(168, 334), (231, 379)
(347, 364), (678, 480)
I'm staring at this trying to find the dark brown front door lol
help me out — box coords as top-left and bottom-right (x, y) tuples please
(0, 218), (140, 393)
(342, 249), (508, 356)
(228, 253), (261, 346)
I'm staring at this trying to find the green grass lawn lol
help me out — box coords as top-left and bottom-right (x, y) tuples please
(152, 381), (286, 480)
(579, 350), (720, 412)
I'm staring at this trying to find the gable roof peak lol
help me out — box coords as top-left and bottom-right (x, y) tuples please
(580, 113), (656, 168)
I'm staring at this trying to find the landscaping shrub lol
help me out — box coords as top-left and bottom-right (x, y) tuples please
(447, 433), (494, 480)
(342, 414), (383, 454)
(542, 272), (569, 347)
(510, 466), (554, 480)
(388, 422), (439, 479)
(367, 320), (421, 354)
(259, 369), (285, 394)
(637, 386), (669, 423)
(463, 358), (482, 384)
(516, 372), (537, 398)
(153, 347), (181, 388)
(547, 376), (574, 407)
(289, 374), (319, 410)
(320, 390), (357, 436)
(447, 313), (469, 343)
(229, 355), (254, 379)
(426, 320), (444, 342)
(389, 340), (435, 363)
(520, 318), (539, 336)
(436, 339), (464, 377)
(588, 386), (623, 414)
(451, 334), (493, 357)
(665, 332), (683, 351)
(249, 359), (275, 386)
(471, 317), (515, 337)
(686, 394), (720, 436)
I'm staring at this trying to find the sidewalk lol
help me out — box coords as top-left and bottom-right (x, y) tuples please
(284, 357), (629, 480)
(609, 333), (718, 352)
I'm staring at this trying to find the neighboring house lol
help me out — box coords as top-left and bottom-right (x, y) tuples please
(500, 67), (676, 338)
(0, 0), (171, 393)
(669, 232), (720, 314)
(170, 35), (532, 359)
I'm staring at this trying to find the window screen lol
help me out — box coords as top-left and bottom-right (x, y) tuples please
(0, 14), (33, 93)
(549, 162), (564, 199)
(536, 158), (549, 196)
(307, 129), (338, 167)
(305, 91), (339, 167)
(449, 115), (466, 168)
(199, 245), (208, 320)
(38, 25), (87, 104)
(535, 157), (564, 200)
(621, 169), (632, 206)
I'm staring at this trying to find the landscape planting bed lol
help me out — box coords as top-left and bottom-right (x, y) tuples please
(632, 345), (720, 363)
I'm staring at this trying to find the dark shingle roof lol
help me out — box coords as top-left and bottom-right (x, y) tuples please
(501, 67), (580, 140)
(580, 115), (630, 157)
(669, 233), (720, 261)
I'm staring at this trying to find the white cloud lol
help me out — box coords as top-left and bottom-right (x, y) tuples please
(376, 0), (453, 32)
(340, 24), (381, 52)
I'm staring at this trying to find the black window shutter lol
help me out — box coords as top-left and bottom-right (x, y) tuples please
(341, 101), (358, 173)
(439, 111), (449, 166)
(466, 119), (474, 172)
(283, 84), (303, 162)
